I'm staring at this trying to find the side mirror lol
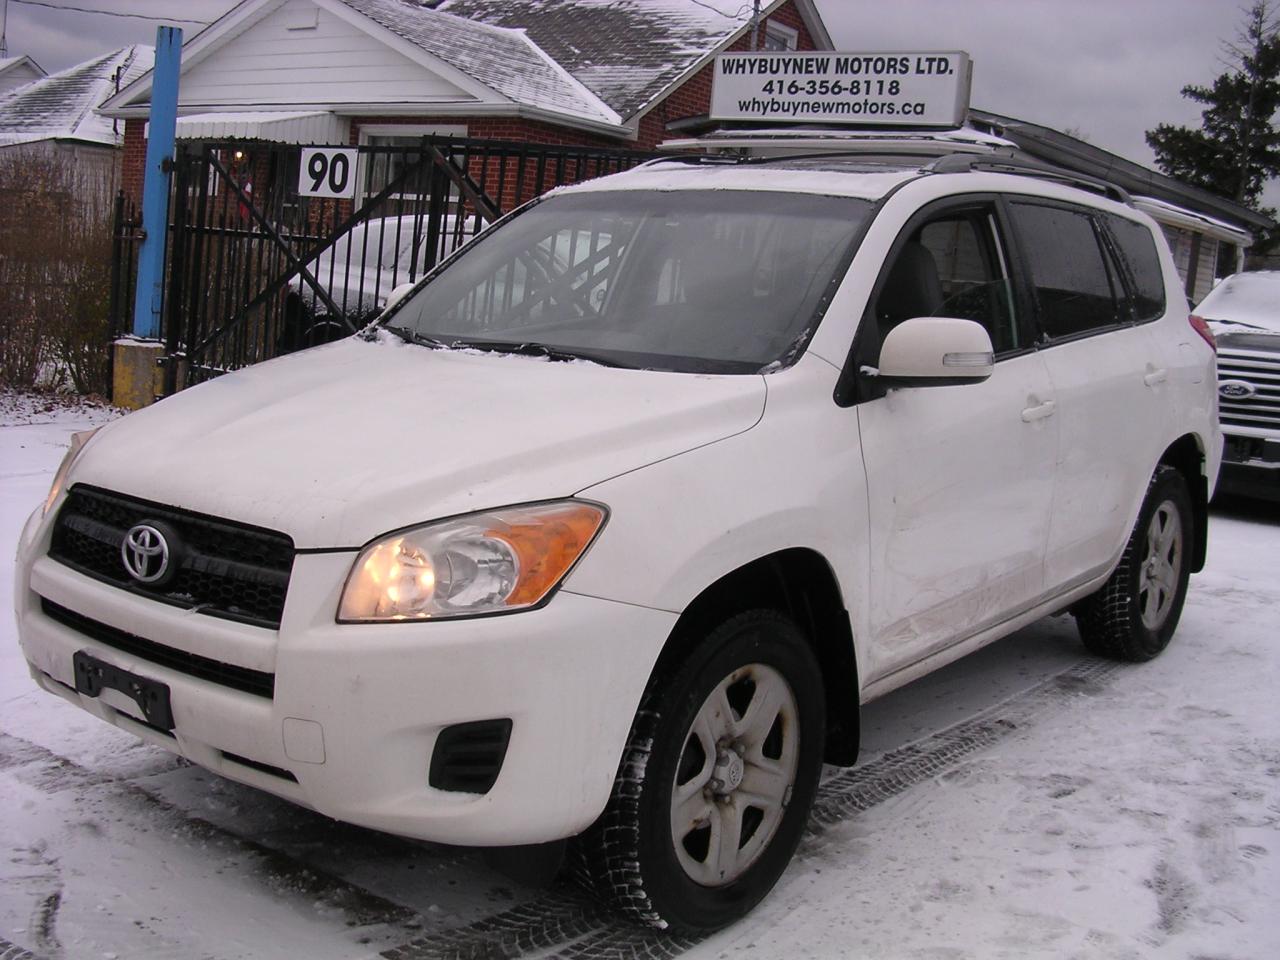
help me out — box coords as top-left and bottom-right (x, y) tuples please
(382, 282), (417, 315)
(877, 317), (994, 386)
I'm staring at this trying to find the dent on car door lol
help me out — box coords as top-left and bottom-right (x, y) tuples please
(1006, 200), (1171, 590)
(856, 199), (1057, 685)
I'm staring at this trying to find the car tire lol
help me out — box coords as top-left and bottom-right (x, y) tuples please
(1074, 465), (1194, 662)
(576, 609), (825, 935)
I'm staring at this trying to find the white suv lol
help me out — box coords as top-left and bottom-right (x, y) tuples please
(15, 153), (1221, 934)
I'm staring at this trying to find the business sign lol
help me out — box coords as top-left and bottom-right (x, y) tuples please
(298, 147), (358, 199)
(710, 51), (972, 128)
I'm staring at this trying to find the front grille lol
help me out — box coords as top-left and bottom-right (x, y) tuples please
(1218, 345), (1280, 431)
(49, 485), (294, 628)
(41, 598), (275, 698)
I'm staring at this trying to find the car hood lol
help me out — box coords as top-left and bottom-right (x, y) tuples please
(1208, 318), (1280, 338)
(71, 337), (766, 548)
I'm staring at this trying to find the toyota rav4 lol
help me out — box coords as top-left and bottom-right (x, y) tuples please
(15, 152), (1221, 934)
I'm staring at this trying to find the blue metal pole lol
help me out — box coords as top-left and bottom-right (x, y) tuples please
(131, 26), (183, 339)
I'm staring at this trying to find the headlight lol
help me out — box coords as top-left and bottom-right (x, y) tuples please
(338, 500), (607, 622)
(44, 426), (101, 516)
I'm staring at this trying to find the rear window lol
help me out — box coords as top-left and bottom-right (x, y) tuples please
(1105, 214), (1166, 322)
(1009, 202), (1122, 340)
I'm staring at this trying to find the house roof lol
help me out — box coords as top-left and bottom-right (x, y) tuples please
(0, 46), (152, 148)
(968, 109), (1274, 235)
(437, 0), (790, 120)
(340, 0), (620, 125)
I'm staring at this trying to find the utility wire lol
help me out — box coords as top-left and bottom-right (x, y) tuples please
(9, 0), (208, 23)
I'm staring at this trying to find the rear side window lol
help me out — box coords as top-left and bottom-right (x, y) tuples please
(1104, 214), (1167, 322)
(1009, 202), (1122, 340)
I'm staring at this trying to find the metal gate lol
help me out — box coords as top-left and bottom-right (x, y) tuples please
(110, 136), (657, 392)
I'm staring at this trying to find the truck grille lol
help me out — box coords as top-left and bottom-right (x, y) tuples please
(1217, 340), (1280, 431)
(49, 485), (294, 629)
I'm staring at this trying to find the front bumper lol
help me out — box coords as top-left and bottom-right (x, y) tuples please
(15, 509), (675, 845)
(1216, 434), (1280, 502)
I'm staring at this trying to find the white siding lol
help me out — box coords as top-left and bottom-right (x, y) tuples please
(1192, 237), (1219, 302)
(1160, 224), (1221, 303)
(0, 62), (44, 96)
(178, 0), (475, 107)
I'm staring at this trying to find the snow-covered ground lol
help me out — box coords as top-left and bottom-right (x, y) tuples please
(2, 392), (1278, 960)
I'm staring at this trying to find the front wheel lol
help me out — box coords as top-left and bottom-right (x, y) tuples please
(578, 610), (825, 934)
(1074, 465), (1194, 661)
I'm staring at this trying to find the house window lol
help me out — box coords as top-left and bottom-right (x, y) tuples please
(357, 124), (467, 203)
(762, 20), (799, 51)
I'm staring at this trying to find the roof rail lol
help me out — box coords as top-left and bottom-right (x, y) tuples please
(927, 153), (1132, 205)
(638, 154), (740, 168)
(645, 150), (980, 169)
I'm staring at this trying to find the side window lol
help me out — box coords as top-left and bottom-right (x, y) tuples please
(1104, 214), (1167, 322)
(874, 207), (1020, 355)
(1008, 202), (1122, 340)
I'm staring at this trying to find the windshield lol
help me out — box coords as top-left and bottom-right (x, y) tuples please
(1196, 273), (1280, 332)
(383, 190), (871, 373)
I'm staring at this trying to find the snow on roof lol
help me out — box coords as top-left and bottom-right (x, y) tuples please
(339, 0), (620, 125)
(0, 45), (152, 148)
(437, 0), (753, 119)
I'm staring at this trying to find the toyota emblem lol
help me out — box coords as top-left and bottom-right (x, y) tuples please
(122, 523), (171, 584)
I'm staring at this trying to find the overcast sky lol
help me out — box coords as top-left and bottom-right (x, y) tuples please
(3, 0), (1275, 206)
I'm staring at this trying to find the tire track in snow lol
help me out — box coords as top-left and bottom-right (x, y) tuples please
(0, 730), (421, 938)
(0, 937), (42, 960)
(808, 656), (1121, 827)
(380, 656), (1123, 960)
(29, 889), (61, 958)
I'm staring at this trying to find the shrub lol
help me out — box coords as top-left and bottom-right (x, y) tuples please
(0, 149), (116, 395)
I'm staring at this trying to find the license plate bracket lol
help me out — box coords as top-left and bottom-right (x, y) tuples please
(73, 651), (175, 731)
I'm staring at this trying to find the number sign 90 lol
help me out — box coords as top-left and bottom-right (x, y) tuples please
(298, 148), (358, 199)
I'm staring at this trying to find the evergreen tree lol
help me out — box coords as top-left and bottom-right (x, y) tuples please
(1145, 2), (1280, 217)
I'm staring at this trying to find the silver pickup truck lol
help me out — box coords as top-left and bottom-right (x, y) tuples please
(1197, 271), (1280, 501)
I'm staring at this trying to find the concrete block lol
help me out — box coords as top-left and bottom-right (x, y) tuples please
(112, 339), (165, 410)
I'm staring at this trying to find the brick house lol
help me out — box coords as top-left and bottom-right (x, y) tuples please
(99, 0), (833, 203)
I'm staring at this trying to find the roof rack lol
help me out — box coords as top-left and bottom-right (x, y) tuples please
(643, 149), (983, 170)
(928, 153), (1132, 205)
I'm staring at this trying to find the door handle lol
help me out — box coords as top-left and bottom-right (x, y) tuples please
(1143, 367), (1168, 387)
(1021, 399), (1056, 422)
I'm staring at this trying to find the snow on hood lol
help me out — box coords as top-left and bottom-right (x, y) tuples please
(68, 337), (765, 549)
(1196, 272), (1280, 335)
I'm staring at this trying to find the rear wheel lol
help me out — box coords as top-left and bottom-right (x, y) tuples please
(1074, 466), (1193, 661)
(578, 610), (824, 934)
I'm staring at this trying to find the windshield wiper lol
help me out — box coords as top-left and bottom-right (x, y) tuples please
(446, 339), (631, 368)
(381, 325), (451, 350)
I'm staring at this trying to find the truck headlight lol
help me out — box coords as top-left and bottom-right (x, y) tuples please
(44, 426), (101, 516)
(338, 501), (607, 622)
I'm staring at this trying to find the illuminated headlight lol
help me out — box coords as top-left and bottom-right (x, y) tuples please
(44, 426), (101, 516)
(338, 501), (607, 622)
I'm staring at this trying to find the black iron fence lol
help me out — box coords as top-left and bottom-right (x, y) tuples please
(108, 135), (657, 393)
(107, 191), (142, 342)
